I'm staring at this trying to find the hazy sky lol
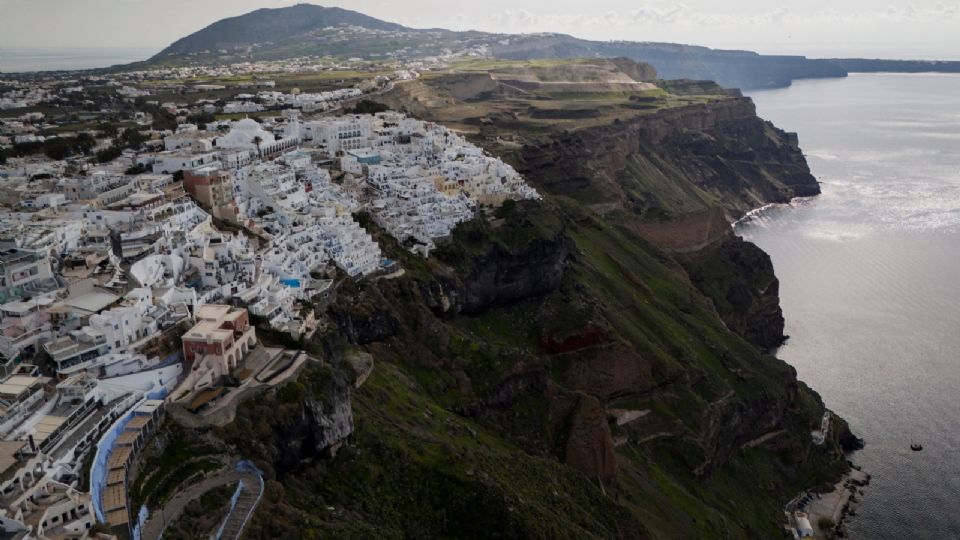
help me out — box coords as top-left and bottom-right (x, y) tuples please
(1, 0), (959, 59)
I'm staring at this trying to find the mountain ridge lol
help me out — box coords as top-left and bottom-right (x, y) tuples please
(156, 3), (409, 58)
(144, 3), (960, 90)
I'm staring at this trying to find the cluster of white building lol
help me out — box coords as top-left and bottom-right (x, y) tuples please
(0, 35), (552, 536)
(0, 101), (540, 537)
(320, 112), (540, 252)
(1, 107), (538, 344)
(252, 87), (363, 112)
(0, 88), (53, 110)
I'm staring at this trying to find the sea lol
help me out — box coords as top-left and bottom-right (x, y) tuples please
(0, 47), (156, 73)
(739, 73), (960, 539)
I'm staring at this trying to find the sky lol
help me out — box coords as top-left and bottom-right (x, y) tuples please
(1, 0), (959, 60)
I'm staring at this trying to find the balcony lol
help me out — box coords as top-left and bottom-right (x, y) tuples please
(43, 333), (107, 364)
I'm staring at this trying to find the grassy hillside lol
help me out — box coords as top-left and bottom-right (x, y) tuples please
(135, 58), (848, 540)
(195, 199), (850, 539)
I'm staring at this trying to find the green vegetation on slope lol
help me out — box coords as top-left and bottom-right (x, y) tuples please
(131, 422), (225, 509)
(212, 195), (847, 539)
(130, 57), (848, 539)
(162, 483), (236, 540)
(218, 363), (629, 539)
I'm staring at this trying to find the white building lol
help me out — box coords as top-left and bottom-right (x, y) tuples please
(216, 118), (299, 157)
(146, 151), (220, 174)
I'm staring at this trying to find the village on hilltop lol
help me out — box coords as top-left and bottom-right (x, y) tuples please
(0, 55), (537, 539)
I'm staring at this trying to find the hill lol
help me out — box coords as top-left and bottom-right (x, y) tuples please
(157, 4), (407, 57)
(144, 4), (960, 90)
(156, 69), (859, 539)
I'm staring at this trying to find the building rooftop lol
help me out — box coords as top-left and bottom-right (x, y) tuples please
(106, 468), (125, 486)
(61, 289), (120, 314)
(183, 320), (233, 342)
(32, 415), (66, 445)
(0, 248), (39, 266)
(102, 484), (127, 513)
(0, 440), (27, 479)
(195, 304), (232, 321)
(125, 415), (151, 432)
(106, 508), (129, 527)
(134, 399), (163, 416)
(0, 375), (45, 401)
(0, 296), (54, 314)
(107, 445), (132, 470)
(115, 431), (140, 447)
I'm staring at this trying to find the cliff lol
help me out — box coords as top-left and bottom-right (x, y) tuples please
(210, 198), (849, 539)
(680, 236), (787, 351)
(516, 95), (819, 222)
(490, 36), (850, 90)
(164, 66), (851, 540)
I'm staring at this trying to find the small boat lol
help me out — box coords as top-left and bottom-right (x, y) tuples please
(910, 443), (923, 452)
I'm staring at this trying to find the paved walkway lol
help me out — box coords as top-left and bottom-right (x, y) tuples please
(139, 469), (245, 540)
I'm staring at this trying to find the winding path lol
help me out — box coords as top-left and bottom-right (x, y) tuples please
(138, 469), (247, 540)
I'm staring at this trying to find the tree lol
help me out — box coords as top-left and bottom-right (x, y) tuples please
(95, 146), (123, 163)
(120, 128), (146, 151)
(186, 111), (215, 126)
(73, 133), (96, 155)
(252, 135), (263, 156)
(43, 138), (72, 161)
(97, 123), (118, 139)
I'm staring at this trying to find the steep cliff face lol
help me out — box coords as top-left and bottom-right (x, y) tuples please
(424, 208), (568, 315)
(681, 236), (787, 351)
(561, 393), (618, 488)
(303, 369), (354, 454)
(219, 362), (356, 477)
(199, 72), (850, 540)
(224, 197), (844, 538)
(517, 96), (819, 222)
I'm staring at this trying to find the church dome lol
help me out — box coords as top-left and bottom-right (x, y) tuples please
(235, 118), (261, 131)
(217, 118), (276, 150)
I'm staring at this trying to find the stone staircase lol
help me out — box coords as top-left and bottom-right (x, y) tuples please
(215, 474), (263, 540)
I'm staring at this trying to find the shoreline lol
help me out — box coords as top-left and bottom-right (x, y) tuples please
(786, 465), (870, 539)
(731, 195), (819, 228)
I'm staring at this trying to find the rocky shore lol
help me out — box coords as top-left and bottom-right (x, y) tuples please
(803, 465), (871, 539)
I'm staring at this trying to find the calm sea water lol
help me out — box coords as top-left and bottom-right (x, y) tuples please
(740, 73), (960, 539)
(0, 47), (156, 73)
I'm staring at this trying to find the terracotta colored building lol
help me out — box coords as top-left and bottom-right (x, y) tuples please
(182, 167), (238, 222)
(181, 305), (256, 374)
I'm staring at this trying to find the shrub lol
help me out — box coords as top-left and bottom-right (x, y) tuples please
(346, 100), (389, 115)
(277, 381), (306, 404)
(126, 163), (148, 175)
